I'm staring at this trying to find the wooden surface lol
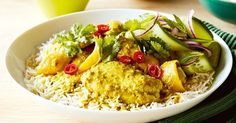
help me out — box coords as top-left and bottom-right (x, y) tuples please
(0, 0), (235, 123)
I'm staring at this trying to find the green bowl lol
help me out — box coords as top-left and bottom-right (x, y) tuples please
(199, 0), (236, 24)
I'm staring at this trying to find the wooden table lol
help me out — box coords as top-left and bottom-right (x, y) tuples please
(0, 0), (235, 123)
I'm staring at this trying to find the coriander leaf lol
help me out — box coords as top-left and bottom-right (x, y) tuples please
(124, 19), (141, 31)
(101, 35), (121, 62)
(52, 31), (80, 57)
(70, 24), (83, 36)
(62, 41), (81, 57)
(81, 24), (96, 35)
(137, 39), (153, 54)
(101, 36), (114, 60)
(149, 37), (170, 58)
(103, 35), (115, 47)
(137, 37), (170, 60)
(51, 23), (96, 57)
(70, 23), (96, 44)
(53, 31), (73, 43)
(150, 37), (170, 50)
(150, 41), (168, 54)
(124, 13), (156, 31)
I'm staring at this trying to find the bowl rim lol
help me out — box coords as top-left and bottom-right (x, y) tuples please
(5, 8), (233, 114)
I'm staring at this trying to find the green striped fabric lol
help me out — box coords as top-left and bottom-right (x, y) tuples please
(158, 22), (236, 123)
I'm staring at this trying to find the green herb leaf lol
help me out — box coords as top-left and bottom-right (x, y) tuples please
(63, 41), (81, 57)
(139, 13), (156, 28)
(70, 23), (96, 44)
(149, 37), (170, 58)
(173, 14), (187, 33)
(52, 31), (80, 57)
(137, 37), (170, 59)
(161, 16), (186, 33)
(150, 41), (169, 57)
(101, 35), (121, 62)
(52, 23), (97, 57)
(124, 19), (141, 31)
(123, 13), (155, 31)
(53, 31), (73, 43)
(70, 24), (83, 36)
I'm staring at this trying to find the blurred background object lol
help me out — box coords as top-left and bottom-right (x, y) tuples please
(199, 0), (236, 24)
(37, 0), (89, 18)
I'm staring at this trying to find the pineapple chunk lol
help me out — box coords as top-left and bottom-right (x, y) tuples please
(37, 53), (70, 75)
(161, 60), (186, 92)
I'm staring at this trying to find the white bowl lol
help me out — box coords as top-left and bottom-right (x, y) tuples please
(5, 9), (233, 123)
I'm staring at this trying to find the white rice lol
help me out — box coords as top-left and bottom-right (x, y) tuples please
(24, 37), (215, 111)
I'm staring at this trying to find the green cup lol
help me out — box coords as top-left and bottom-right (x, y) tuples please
(37, 0), (89, 18)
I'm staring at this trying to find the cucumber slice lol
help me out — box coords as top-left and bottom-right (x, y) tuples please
(188, 38), (211, 43)
(205, 41), (221, 68)
(151, 24), (190, 51)
(177, 51), (214, 75)
(187, 39), (221, 68)
(183, 17), (213, 40)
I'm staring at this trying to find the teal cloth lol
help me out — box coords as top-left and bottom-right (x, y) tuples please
(157, 22), (236, 123)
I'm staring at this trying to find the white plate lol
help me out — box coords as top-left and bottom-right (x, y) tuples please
(5, 9), (233, 123)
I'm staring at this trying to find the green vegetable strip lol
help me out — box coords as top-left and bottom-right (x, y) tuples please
(137, 37), (170, 60)
(159, 21), (236, 123)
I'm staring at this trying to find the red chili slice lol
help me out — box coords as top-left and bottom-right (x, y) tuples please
(64, 64), (78, 75)
(119, 55), (133, 64)
(147, 64), (163, 79)
(97, 24), (110, 33)
(133, 51), (145, 63)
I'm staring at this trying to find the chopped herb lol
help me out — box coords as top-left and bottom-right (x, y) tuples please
(161, 16), (187, 34)
(62, 41), (81, 57)
(123, 14), (155, 31)
(173, 14), (187, 33)
(150, 37), (170, 58)
(70, 23), (96, 44)
(137, 37), (170, 59)
(124, 19), (142, 31)
(52, 31), (80, 57)
(52, 24), (96, 57)
(101, 35), (121, 62)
